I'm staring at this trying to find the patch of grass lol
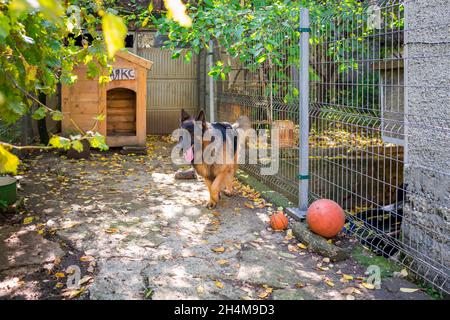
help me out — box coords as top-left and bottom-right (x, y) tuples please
(143, 287), (154, 299)
(412, 279), (445, 300)
(352, 245), (401, 277)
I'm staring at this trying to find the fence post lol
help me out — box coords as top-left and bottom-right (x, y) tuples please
(208, 40), (215, 122)
(287, 7), (310, 220)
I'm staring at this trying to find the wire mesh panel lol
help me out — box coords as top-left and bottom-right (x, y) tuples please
(215, 0), (449, 294)
(309, 0), (449, 294)
(216, 24), (301, 202)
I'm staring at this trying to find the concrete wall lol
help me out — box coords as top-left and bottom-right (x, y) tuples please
(403, 0), (450, 292)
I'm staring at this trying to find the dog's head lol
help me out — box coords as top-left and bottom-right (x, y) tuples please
(177, 109), (206, 163)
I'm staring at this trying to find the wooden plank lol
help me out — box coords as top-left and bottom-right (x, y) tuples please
(106, 135), (139, 147)
(108, 115), (136, 122)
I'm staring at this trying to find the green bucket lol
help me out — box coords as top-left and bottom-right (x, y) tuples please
(0, 176), (17, 206)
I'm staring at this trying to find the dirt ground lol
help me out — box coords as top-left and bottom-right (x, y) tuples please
(0, 137), (430, 300)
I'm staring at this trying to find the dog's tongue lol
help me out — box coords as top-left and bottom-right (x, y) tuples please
(184, 147), (194, 163)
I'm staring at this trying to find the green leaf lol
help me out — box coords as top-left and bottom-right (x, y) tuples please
(51, 111), (64, 121)
(32, 106), (46, 120)
(184, 50), (192, 63)
(93, 114), (105, 121)
(102, 13), (127, 58)
(49, 136), (71, 150)
(0, 145), (19, 175)
(88, 134), (109, 151)
(71, 140), (84, 153)
(0, 12), (11, 39)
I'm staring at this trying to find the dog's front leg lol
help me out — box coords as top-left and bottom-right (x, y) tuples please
(206, 173), (227, 209)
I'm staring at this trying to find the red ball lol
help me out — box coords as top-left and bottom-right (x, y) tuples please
(306, 199), (345, 238)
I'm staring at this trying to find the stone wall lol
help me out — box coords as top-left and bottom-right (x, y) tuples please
(403, 0), (450, 292)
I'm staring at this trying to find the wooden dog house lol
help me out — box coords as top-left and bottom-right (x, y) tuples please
(62, 51), (153, 147)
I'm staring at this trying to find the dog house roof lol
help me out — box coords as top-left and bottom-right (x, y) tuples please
(116, 50), (153, 70)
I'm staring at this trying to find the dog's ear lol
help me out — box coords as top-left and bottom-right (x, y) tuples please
(196, 110), (206, 123)
(181, 109), (190, 122)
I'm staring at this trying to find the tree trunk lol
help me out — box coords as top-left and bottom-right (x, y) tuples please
(37, 92), (49, 145)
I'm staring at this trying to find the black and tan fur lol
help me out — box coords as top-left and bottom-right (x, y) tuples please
(179, 109), (243, 209)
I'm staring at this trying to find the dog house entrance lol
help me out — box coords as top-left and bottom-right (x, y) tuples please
(107, 88), (137, 136)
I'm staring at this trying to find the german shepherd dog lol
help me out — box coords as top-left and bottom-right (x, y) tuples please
(177, 109), (248, 209)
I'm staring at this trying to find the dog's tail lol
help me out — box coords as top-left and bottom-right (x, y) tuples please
(232, 116), (251, 131)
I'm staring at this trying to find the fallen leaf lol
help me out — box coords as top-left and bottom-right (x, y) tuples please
(55, 272), (65, 278)
(295, 282), (305, 288)
(80, 255), (95, 262)
(244, 202), (255, 209)
(23, 217), (34, 225)
(55, 282), (64, 289)
(325, 280), (335, 287)
(197, 285), (205, 295)
(215, 280), (224, 289)
(284, 229), (294, 240)
(212, 247), (225, 253)
(105, 227), (119, 233)
(217, 259), (229, 265)
(400, 287), (419, 293)
(361, 282), (375, 290)
(79, 276), (93, 286)
(61, 288), (85, 299)
(318, 266), (330, 271)
(322, 257), (330, 263)
(343, 274), (354, 281)
(297, 243), (308, 250)
(258, 289), (273, 299)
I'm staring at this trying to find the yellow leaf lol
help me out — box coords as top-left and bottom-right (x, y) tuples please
(61, 287), (85, 299)
(217, 259), (229, 265)
(80, 255), (95, 262)
(79, 276), (93, 286)
(361, 282), (375, 290)
(343, 274), (354, 281)
(215, 280), (224, 289)
(23, 217), (34, 225)
(400, 287), (419, 293)
(0, 145), (20, 175)
(244, 202), (255, 209)
(55, 272), (65, 278)
(105, 227), (119, 233)
(102, 13), (127, 58)
(325, 280), (335, 287)
(55, 282), (64, 289)
(212, 247), (225, 253)
(297, 243), (308, 250)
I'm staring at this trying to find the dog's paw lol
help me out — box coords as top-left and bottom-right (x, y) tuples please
(223, 190), (234, 197)
(206, 201), (217, 210)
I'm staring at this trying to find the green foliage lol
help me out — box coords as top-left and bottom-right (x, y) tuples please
(0, 0), (128, 174)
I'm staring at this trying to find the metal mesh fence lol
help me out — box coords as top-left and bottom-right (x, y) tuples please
(216, 24), (301, 202)
(215, 0), (449, 295)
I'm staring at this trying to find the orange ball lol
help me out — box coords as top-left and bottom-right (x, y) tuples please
(270, 211), (289, 231)
(306, 199), (345, 238)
